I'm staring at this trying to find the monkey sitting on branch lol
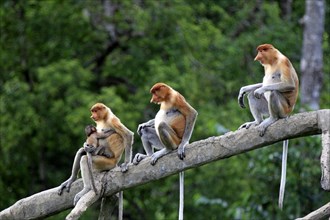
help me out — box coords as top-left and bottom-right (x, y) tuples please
(58, 103), (133, 220)
(238, 44), (299, 209)
(133, 82), (198, 220)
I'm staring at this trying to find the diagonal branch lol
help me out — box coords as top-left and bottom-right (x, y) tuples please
(0, 110), (329, 220)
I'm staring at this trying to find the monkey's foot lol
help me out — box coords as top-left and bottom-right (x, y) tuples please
(150, 156), (159, 165)
(177, 147), (185, 160)
(238, 121), (259, 130)
(74, 188), (90, 206)
(151, 149), (171, 165)
(58, 178), (74, 195)
(133, 153), (147, 165)
(120, 162), (129, 172)
(257, 117), (277, 137)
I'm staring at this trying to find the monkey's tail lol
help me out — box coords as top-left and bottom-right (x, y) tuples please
(118, 191), (123, 220)
(179, 171), (184, 220)
(279, 139), (288, 209)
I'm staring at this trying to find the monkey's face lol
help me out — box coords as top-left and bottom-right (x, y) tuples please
(85, 125), (97, 136)
(90, 104), (107, 121)
(150, 91), (163, 104)
(254, 44), (275, 65)
(150, 87), (171, 104)
(254, 51), (265, 64)
(150, 83), (172, 104)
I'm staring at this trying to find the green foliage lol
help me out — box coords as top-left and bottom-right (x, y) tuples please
(0, 0), (329, 219)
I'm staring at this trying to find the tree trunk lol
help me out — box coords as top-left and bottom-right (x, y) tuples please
(279, 0), (292, 20)
(300, 0), (325, 110)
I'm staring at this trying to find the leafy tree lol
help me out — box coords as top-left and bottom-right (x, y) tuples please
(0, 0), (329, 219)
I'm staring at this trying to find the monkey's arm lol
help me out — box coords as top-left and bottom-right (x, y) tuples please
(137, 119), (155, 136)
(177, 104), (198, 160)
(112, 117), (134, 172)
(95, 128), (116, 139)
(254, 82), (296, 99)
(238, 83), (263, 108)
(255, 66), (296, 98)
(121, 128), (134, 172)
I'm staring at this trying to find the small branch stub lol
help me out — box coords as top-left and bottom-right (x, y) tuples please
(318, 110), (330, 190)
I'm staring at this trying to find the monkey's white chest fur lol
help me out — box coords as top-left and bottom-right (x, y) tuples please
(155, 108), (184, 138)
(155, 109), (167, 136)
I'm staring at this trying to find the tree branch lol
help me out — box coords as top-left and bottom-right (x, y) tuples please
(0, 110), (329, 220)
(296, 202), (330, 220)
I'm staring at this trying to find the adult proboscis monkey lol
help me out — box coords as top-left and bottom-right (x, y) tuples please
(238, 44), (299, 209)
(58, 103), (134, 219)
(133, 82), (198, 220)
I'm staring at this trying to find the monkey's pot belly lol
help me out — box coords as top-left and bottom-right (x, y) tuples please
(155, 109), (185, 139)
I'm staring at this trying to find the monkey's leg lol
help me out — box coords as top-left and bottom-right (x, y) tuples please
(87, 152), (98, 195)
(58, 147), (85, 195)
(158, 122), (181, 149)
(133, 126), (164, 165)
(92, 156), (117, 171)
(74, 155), (93, 206)
(150, 122), (180, 165)
(239, 92), (268, 129)
(257, 91), (288, 136)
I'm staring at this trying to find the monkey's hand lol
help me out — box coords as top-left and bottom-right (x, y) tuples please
(254, 88), (265, 99)
(120, 162), (129, 173)
(238, 90), (246, 108)
(177, 143), (186, 160)
(137, 120), (155, 136)
(84, 142), (95, 154)
(137, 124), (144, 136)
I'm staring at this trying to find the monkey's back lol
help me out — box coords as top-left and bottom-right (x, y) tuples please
(107, 133), (124, 161)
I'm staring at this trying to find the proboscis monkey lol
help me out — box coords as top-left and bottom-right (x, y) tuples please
(58, 103), (134, 219)
(238, 44), (299, 209)
(133, 82), (198, 220)
(84, 125), (115, 194)
(84, 125), (115, 158)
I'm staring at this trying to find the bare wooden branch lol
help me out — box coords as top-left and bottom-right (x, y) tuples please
(321, 130), (330, 190)
(319, 110), (330, 190)
(0, 110), (328, 220)
(296, 202), (330, 220)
